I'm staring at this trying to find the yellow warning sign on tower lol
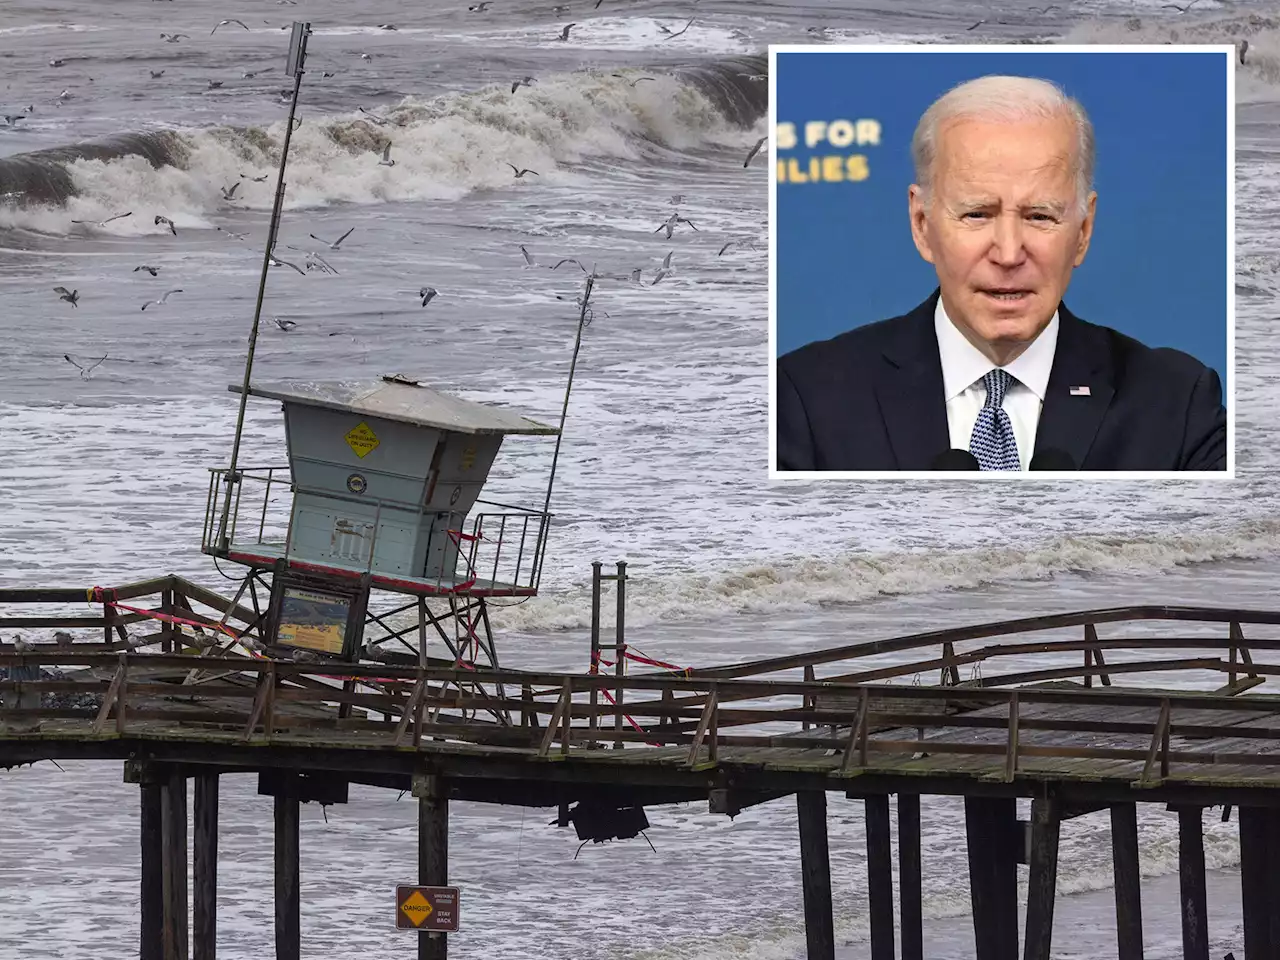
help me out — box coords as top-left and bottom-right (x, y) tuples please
(400, 890), (433, 927)
(344, 421), (380, 459)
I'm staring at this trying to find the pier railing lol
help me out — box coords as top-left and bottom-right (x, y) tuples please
(5, 581), (1280, 783)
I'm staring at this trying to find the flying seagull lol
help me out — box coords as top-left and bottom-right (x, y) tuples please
(1240, 39), (1249, 65)
(220, 182), (240, 200)
(71, 211), (132, 227)
(64, 353), (107, 378)
(242, 70), (261, 79)
(469, 1), (491, 9)
(358, 107), (390, 127)
(519, 245), (540, 268)
(155, 215), (177, 235)
(300, 250), (339, 274)
(419, 286), (438, 306)
(268, 253), (306, 275)
(744, 135), (767, 167)
(310, 227), (355, 249)
(654, 211), (697, 239)
(49, 58), (66, 68)
(659, 17), (695, 40)
(217, 226), (248, 240)
(1161, 0), (1202, 10)
(506, 162), (539, 178)
(512, 77), (536, 94)
(242, 173), (269, 182)
(53, 286), (79, 307)
(555, 23), (576, 41)
(651, 251), (673, 285)
(552, 258), (586, 272)
(379, 142), (396, 166)
(160, 33), (190, 42)
(273, 317), (297, 331)
(211, 18), (249, 34)
(133, 264), (160, 276)
(611, 74), (658, 86)
(141, 288), (183, 310)
(377, 23), (398, 30)
(207, 80), (223, 90)
(149, 69), (165, 78)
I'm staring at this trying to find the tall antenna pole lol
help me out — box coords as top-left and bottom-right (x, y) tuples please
(533, 271), (595, 588)
(215, 21), (311, 554)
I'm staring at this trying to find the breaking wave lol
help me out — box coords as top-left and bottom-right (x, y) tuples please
(0, 54), (766, 234)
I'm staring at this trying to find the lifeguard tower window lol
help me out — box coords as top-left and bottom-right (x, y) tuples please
(203, 374), (559, 604)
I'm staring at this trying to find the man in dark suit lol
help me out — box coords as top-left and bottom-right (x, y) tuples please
(776, 74), (1227, 472)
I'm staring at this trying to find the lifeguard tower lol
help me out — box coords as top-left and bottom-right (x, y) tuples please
(200, 372), (559, 679)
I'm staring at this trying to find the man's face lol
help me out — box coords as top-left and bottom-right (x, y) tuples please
(908, 112), (1096, 363)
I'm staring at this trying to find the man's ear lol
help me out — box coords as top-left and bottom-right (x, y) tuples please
(1073, 191), (1097, 267)
(908, 184), (935, 264)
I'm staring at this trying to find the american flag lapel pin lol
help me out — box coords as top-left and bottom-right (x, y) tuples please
(1069, 385), (1091, 396)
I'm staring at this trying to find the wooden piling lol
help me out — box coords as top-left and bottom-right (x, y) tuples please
(1110, 803), (1144, 960)
(1022, 797), (1060, 960)
(864, 794), (895, 960)
(964, 797), (1017, 960)
(161, 771), (189, 960)
(1266, 808), (1280, 957)
(274, 792), (300, 960)
(1177, 806), (1209, 960)
(1238, 806), (1270, 960)
(796, 791), (835, 960)
(193, 774), (219, 960)
(140, 781), (164, 960)
(897, 793), (923, 960)
(419, 776), (449, 960)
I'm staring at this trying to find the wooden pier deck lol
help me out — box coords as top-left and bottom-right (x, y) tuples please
(6, 575), (1280, 959)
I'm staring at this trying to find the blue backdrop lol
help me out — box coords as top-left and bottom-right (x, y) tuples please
(773, 49), (1230, 386)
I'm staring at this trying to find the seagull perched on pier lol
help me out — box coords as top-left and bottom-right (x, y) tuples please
(11, 634), (33, 653)
(71, 211), (132, 227)
(419, 286), (438, 306)
(64, 353), (107, 378)
(211, 18), (249, 33)
(53, 286), (79, 307)
(506, 162), (539, 179)
(141, 288), (183, 310)
(154, 214), (177, 235)
(511, 76), (536, 93)
(310, 227), (354, 249)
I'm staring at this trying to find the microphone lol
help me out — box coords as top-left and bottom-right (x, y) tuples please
(929, 449), (980, 470)
(1029, 448), (1077, 470)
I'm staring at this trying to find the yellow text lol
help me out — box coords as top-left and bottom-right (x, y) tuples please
(775, 119), (882, 150)
(776, 155), (870, 183)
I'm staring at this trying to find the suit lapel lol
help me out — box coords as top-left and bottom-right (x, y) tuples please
(1034, 304), (1115, 468)
(873, 291), (950, 469)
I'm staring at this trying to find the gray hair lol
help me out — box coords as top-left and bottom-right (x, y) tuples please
(910, 75), (1095, 218)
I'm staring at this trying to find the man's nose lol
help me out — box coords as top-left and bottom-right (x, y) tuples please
(987, 214), (1028, 266)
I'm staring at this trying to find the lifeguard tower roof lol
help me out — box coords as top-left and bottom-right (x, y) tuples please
(229, 375), (559, 436)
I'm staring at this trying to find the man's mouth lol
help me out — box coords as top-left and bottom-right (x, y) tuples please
(979, 288), (1032, 302)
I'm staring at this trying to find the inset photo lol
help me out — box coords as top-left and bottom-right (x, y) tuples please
(769, 45), (1234, 477)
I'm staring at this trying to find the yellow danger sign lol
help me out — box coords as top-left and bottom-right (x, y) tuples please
(345, 421), (380, 459)
(400, 890), (433, 927)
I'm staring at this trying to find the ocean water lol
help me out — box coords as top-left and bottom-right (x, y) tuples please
(1, 0), (1278, 957)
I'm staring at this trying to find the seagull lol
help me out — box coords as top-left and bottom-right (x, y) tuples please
(217, 226), (248, 240)
(469, 1), (491, 9)
(740, 74), (767, 82)
(12, 634), (34, 653)
(358, 107), (391, 126)
(208, 80), (224, 90)
(519, 245), (540, 268)
(53, 630), (73, 647)
(506, 162), (539, 178)
(301, 250), (339, 274)
(71, 211), (132, 227)
(659, 17), (695, 39)
(717, 241), (736, 256)
(552, 258), (586, 272)
(360, 52), (374, 61)
(654, 212), (697, 239)
(49, 58), (66, 68)
(269, 253), (306, 275)
(310, 227), (355, 249)
(377, 23), (398, 30)
(160, 33), (190, 42)
(53, 287), (79, 307)
(379, 141), (395, 166)
(149, 70), (165, 78)
(1161, 0), (1202, 10)
(211, 18), (249, 33)
(651, 251), (673, 285)
(64, 353), (107, 378)
(133, 265), (160, 276)
(273, 317), (297, 331)
(242, 173), (269, 182)
(611, 74), (658, 86)
(155, 215), (177, 235)
(744, 135), (767, 167)
(555, 23), (576, 41)
(1240, 39), (1249, 65)
(512, 77), (536, 94)
(419, 286), (438, 306)
(1029, 3), (1061, 11)
(242, 70), (262, 79)
(321, 71), (337, 78)
(220, 182), (240, 200)
(141, 289), (183, 310)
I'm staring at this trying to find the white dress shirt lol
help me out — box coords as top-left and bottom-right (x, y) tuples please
(935, 298), (1059, 470)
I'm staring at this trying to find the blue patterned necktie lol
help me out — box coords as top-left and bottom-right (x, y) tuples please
(968, 369), (1021, 471)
